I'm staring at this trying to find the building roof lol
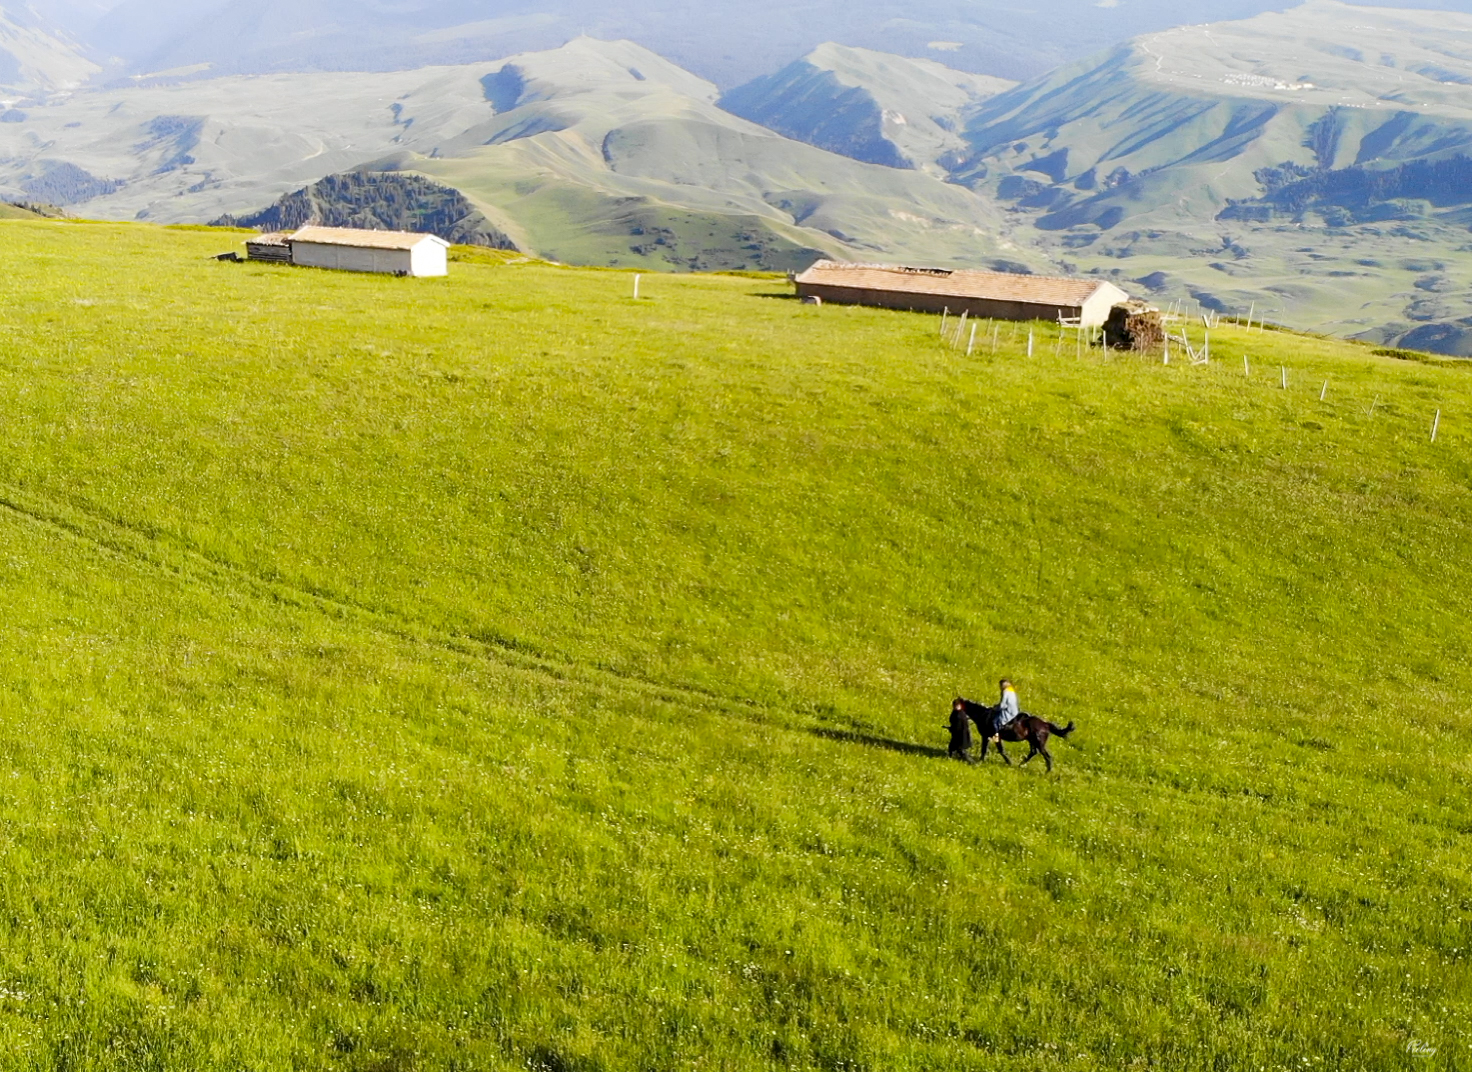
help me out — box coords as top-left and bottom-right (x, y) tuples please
(794, 260), (1124, 307)
(288, 226), (450, 251)
(247, 232), (291, 247)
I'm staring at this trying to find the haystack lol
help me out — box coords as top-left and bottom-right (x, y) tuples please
(1102, 301), (1164, 351)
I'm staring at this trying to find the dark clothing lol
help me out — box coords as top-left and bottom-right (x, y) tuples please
(948, 708), (974, 762)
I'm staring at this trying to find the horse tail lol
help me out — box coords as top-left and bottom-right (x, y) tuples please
(1048, 720), (1076, 738)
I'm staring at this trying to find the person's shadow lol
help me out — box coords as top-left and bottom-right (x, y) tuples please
(809, 727), (949, 759)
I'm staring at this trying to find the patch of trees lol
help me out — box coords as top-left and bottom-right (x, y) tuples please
(1221, 156), (1472, 222)
(20, 162), (124, 206)
(214, 172), (517, 250)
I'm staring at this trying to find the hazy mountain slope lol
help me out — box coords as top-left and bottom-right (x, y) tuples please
(720, 44), (1014, 175)
(952, 0), (1472, 351)
(0, 5), (98, 96)
(37, 0), (1468, 88)
(24, 0), (1097, 85)
(17, 0), (120, 35)
(0, 62), (505, 221)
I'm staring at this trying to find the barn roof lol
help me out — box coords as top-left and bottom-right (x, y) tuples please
(288, 226), (450, 251)
(794, 260), (1122, 307)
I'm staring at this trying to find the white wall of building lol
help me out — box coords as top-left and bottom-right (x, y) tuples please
(289, 239), (449, 277)
(410, 241), (449, 278)
(1080, 283), (1132, 328)
(291, 242), (411, 275)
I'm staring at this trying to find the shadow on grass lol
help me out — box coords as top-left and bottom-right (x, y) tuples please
(810, 727), (949, 759)
(753, 291), (802, 300)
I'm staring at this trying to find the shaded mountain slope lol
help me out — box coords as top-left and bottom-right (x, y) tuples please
(720, 44), (1014, 174)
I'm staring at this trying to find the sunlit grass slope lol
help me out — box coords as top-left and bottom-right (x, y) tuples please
(0, 218), (1468, 1071)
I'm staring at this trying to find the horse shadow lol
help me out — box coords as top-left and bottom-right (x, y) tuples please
(809, 727), (949, 759)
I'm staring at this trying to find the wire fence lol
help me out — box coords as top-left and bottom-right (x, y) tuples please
(935, 310), (1458, 446)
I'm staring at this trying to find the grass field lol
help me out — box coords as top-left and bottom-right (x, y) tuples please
(0, 218), (1468, 1071)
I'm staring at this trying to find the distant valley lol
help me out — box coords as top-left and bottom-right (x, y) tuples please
(3, 0), (1472, 352)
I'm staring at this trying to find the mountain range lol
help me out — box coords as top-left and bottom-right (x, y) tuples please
(13, 0), (1472, 90)
(3, 1), (1472, 352)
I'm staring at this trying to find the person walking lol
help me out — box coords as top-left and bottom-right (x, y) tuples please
(947, 700), (975, 764)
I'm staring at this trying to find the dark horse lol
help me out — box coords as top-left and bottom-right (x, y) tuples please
(952, 698), (1076, 772)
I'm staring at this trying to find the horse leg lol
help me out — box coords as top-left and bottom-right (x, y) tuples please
(1040, 744), (1054, 772)
(996, 741), (1012, 766)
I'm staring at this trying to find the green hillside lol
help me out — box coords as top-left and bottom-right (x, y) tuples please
(0, 218), (1468, 1070)
(412, 38), (1027, 272)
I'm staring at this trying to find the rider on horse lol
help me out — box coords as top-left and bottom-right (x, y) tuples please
(992, 679), (1020, 740)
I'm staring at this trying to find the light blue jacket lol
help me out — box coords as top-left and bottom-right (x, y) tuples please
(998, 688), (1019, 725)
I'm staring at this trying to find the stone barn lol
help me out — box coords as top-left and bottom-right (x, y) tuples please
(287, 226), (450, 277)
(794, 261), (1130, 327)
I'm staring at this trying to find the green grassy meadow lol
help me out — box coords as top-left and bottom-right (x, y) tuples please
(0, 219), (1468, 1070)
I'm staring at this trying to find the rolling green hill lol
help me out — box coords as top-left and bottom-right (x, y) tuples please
(411, 39), (1027, 271)
(0, 216), (1467, 1069)
(952, 0), (1472, 352)
(0, 200), (43, 218)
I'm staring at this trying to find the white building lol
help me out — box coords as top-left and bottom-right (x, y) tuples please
(287, 226), (450, 277)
